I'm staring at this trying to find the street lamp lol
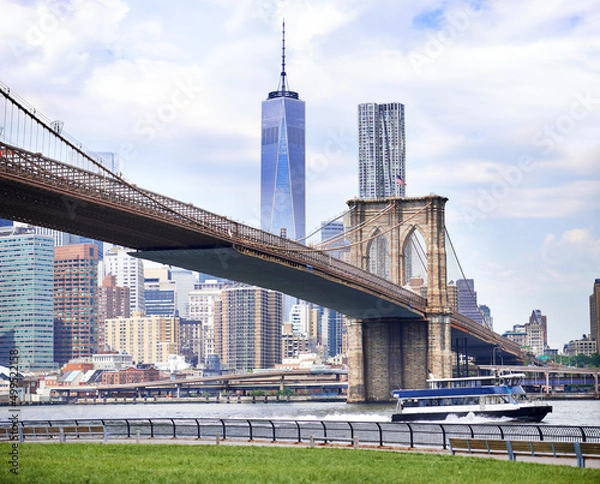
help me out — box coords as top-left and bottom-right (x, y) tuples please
(492, 345), (501, 368)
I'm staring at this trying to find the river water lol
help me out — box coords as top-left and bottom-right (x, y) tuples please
(4, 399), (599, 427)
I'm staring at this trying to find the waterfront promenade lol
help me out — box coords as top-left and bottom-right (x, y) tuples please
(4, 415), (600, 469)
(6, 430), (600, 469)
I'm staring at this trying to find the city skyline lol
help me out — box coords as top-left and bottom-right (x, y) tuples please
(0, 1), (598, 348)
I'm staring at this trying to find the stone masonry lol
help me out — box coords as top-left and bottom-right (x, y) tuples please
(345, 195), (453, 402)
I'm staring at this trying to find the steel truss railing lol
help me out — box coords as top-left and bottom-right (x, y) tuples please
(0, 141), (427, 313)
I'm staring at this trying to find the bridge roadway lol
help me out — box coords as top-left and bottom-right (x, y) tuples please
(48, 368), (347, 398)
(0, 141), (522, 363)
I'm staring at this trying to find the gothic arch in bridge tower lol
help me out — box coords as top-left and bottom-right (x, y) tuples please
(345, 195), (453, 403)
(400, 225), (428, 289)
(366, 228), (390, 280)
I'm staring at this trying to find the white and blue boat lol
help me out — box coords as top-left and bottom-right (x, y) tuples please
(391, 371), (552, 423)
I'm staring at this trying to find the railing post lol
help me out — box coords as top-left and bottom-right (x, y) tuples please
(247, 420), (253, 441)
(170, 418), (176, 439)
(270, 420), (276, 442)
(407, 423), (414, 448)
(125, 419), (131, 438)
(375, 422), (383, 447)
(321, 421), (327, 444)
(439, 424), (446, 450)
(194, 418), (201, 439)
(148, 419), (154, 438)
(574, 442), (584, 468)
(296, 420), (301, 443)
(220, 419), (226, 440)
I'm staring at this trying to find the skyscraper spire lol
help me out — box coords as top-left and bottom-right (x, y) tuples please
(280, 20), (287, 92)
(269, 20), (298, 99)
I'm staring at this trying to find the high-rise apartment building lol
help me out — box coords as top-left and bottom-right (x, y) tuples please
(590, 279), (600, 350)
(97, 275), (130, 352)
(502, 311), (548, 356)
(215, 286), (282, 371)
(101, 246), (145, 314)
(104, 312), (179, 365)
(144, 276), (177, 317)
(188, 279), (229, 364)
(179, 319), (203, 367)
(358, 102), (406, 199)
(260, 22), (305, 241)
(528, 309), (547, 351)
(54, 244), (99, 365)
(456, 279), (483, 325)
(281, 322), (308, 359)
(28, 226), (104, 259)
(0, 226), (55, 370)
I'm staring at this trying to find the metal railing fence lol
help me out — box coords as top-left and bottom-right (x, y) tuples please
(3, 418), (599, 449)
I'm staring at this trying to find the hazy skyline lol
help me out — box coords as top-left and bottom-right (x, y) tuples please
(1, 0), (599, 349)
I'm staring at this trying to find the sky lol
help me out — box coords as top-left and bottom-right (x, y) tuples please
(1, 0), (599, 350)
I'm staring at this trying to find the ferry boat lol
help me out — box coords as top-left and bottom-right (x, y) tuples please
(391, 371), (552, 423)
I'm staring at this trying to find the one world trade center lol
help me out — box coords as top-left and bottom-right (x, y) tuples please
(260, 22), (305, 241)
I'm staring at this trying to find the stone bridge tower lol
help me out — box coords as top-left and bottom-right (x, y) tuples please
(344, 195), (453, 402)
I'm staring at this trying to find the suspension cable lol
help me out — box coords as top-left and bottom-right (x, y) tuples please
(444, 226), (491, 329)
(296, 208), (352, 243)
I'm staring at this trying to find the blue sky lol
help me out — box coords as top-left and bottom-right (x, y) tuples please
(1, 0), (599, 349)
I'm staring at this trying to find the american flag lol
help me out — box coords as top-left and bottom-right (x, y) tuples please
(395, 174), (406, 185)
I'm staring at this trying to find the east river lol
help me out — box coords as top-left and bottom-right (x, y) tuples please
(4, 399), (599, 427)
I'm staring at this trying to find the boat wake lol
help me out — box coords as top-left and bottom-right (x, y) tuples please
(440, 412), (514, 424)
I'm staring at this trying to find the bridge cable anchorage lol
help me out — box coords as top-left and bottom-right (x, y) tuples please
(444, 226), (492, 330)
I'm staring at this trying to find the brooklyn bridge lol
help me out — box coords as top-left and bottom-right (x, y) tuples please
(0, 83), (523, 402)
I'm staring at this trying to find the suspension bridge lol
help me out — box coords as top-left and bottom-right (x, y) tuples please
(0, 82), (523, 402)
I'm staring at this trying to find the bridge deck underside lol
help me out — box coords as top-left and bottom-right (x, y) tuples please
(450, 326), (522, 365)
(135, 248), (421, 321)
(0, 178), (223, 250)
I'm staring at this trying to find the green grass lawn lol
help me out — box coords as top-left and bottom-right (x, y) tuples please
(1, 443), (599, 483)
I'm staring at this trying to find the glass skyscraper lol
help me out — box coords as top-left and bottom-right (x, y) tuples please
(0, 227), (56, 370)
(358, 102), (406, 199)
(261, 22), (305, 241)
(456, 278), (483, 325)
